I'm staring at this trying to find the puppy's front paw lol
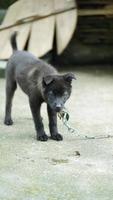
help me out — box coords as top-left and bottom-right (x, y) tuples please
(51, 133), (63, 141)
(4, 118), (13, 126)
(37, 134), (48, 142)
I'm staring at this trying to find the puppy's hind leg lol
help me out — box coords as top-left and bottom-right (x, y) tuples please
(4, 80), (17, 125)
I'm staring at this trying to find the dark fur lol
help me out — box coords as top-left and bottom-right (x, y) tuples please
(4, 32), (75, 141)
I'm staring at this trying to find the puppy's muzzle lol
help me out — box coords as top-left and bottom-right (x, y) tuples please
(55, 105), (62, 112)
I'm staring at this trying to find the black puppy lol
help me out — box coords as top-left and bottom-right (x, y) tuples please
(4, 32), (75, 141)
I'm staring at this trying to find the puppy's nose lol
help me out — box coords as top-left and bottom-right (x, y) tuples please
(55, 105), (62, 112)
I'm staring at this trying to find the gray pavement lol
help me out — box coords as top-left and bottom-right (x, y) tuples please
(0, 66), (113, 200)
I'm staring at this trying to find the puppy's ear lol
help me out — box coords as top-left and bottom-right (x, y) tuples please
(43, 75), (54, 86)
(64, 73), (76, 83)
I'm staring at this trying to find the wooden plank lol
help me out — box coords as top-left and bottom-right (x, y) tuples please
(54, 0), (76, 12)
(0, 29), (11, 53)
(78, 8), (113, 16)
(17, 0), (54, 22)
(0, 0), (77, 58)
(56, 9), (77, 54)
(28, 16), (55, 57)
(55, 0), (77, 54)
(18, 0), (76, 21)
(0, 0), (76, 30)
(78, 0), (113, 6)
(0, 28), (15, 59)
(1, 1), (21, 27)
(0, 23), (31, 59)
(0, 0), (54, 30)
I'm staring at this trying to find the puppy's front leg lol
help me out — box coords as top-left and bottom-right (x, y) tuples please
(47, 105), (63, 141)
(29, 98), (48, 141)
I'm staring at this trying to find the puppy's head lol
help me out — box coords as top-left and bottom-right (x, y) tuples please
(43, 73), (76, 112)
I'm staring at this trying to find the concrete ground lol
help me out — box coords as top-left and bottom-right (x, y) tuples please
(0, 65), (113, 200)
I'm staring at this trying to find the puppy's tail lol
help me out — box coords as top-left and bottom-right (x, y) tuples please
(10, 31), (18, 52)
